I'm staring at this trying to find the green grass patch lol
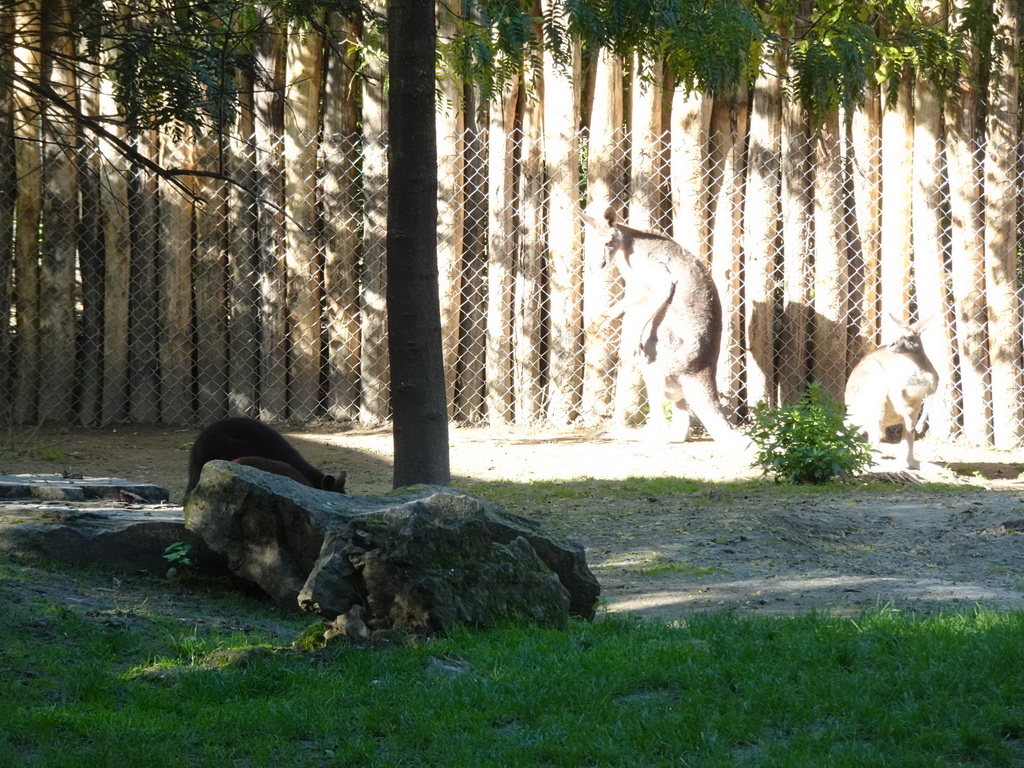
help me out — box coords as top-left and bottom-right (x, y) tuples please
(4, 554), (1024, 766)
(630, 555), (727, 577)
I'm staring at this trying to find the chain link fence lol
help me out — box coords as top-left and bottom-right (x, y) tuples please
(2, 127), (1022, 446)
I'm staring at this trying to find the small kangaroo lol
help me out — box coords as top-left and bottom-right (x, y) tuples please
(185, 417), (346, 497)
(844, 316), (939, 470)
(583, 206), (749, 448)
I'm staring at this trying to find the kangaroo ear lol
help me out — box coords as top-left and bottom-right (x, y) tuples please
(912, 314), (935, 332)
(580, 210), (598, 229)
(322, 470), (347, 493)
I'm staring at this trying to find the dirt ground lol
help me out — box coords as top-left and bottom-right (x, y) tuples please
(3, 421), (1024, 621)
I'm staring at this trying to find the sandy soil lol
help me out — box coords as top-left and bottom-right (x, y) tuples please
(3, 421), (1024, 620)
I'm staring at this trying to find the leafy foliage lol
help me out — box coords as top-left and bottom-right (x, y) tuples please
(444, 0), (963, 126)
(749, 382), (876, 484)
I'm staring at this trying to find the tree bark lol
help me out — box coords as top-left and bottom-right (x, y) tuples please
(880, 79), (914, 338)
(541, 9), (583, 424)
(436, 1), (463, 420)
(669, 89), (709, 261)
(13, 2), (42, 423)
(284, 18), (324, 421)
(321, 10), (362, 422)
(0, 0), (14, 422)
(743, 67), (782, 409)
(515, 66), (545, 424)
(456, 78), (488, 422)
(583, 49), (625, 423)
(254, 18), (289, 421)
(485, 75), (518, 425)
(193, 133), (229, 422)
(707, 88), (747, 414)
(945, 5), (992, 444)
(850, 89), (881, 356)
(227, 78), (260, 418)
(387, 0), (450, 487)
(360, 0), (389, 424)
(157, 135), (194, 423)
(912, 27), (956, 441)
(811, 112), (850, 400)
(983, 0), (1022, 448)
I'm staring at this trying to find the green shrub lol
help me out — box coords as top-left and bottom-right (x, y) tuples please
(749, 381), (876, 484)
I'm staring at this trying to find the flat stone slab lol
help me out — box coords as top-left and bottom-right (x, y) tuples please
(0, 475), (222, 575)
(0, 474), (170, 503)
(0, 498), (229, 575)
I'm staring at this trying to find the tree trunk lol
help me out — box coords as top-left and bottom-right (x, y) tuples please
(38, 0), (77, 422)
(945, 13), (991, 444)
(810, 112), (849, 400)
(76, 51), (105, 426)
(387, 0), (450, 487)
(360, 0), (390, 424)
(284, 18), (324, 420)
(516, 66), (545, 424)
(850, 90), (881, 356)
(456, 80), (488, 422)
(912, 28), (956, 441)
(126, 132), (161, 422)
(13, 2), (42, 423)
(542, 11), (583, 424)
(983, 0), (1022, 448)
(0, 1), (14, 422)
(254, 19), (288, 421)
(193, 133), (229, 422)
(880, 79), (914, 339)
(157, 135), (194, 423)
(583, 49), (625, 423)
(629, 59), (669, 230)
(321, 10), (362, 422)
(227, 78), (260, 418)
(436, 2), (463, 420)
(669, 89), (709, 260)
(743, 68), (782, 409)
(98, 76), (131, 424)
(485, 75), (518, 425)
(707, 88), (747, 415)
(777, 5), (813, 406)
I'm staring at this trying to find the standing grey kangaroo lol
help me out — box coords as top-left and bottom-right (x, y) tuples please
(583, 206), (749, 448)
(844, 316), (939, 470)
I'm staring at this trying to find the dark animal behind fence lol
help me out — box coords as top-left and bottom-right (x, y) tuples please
(185, 417), (346, 497)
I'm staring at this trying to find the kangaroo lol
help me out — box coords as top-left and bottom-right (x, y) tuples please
(844, 316), (939, 470)
(583, 206), (749, 449)
(185, 417), (346, 497)
(232, 456), (317, 487)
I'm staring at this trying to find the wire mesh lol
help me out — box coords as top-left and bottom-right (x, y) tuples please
(1, 125), (1022, 447)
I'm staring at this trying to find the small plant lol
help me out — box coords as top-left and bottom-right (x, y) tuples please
(162, 541), (193, 577)
(748, 382), (876, 484)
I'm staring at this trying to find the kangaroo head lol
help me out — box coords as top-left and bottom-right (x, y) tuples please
(582, 206), (628, 268)
(885, 313), (931, 355)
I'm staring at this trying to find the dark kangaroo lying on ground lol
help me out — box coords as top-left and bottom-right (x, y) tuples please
(583, 206), (749, 448)
(185, 417), (346, 497)
(844, 316), (939, 470)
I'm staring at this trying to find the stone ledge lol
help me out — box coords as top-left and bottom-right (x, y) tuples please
(0, 473), (170, 503)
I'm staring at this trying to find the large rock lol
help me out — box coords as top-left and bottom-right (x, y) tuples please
(184, 461), (600, 633)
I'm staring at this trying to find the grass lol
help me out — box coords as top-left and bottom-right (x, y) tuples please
(3, 554), (1024, 767)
